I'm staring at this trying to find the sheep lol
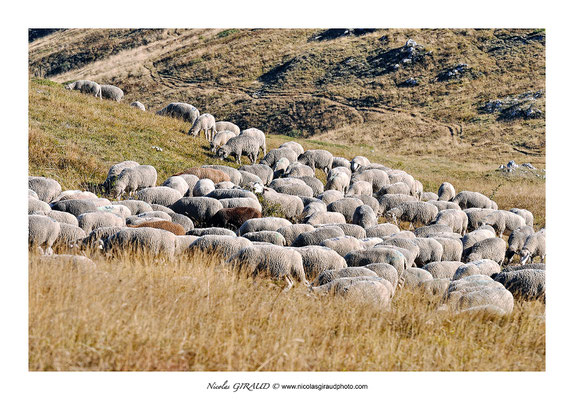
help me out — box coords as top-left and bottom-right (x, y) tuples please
(215, 121), (240, 135)
(509, 208), (534, 227)
(127, 220), (186, 236)
(238, 170), (263, 188)
(363, 263), (399, 293)
(353, 169), (390, 193)
(210, 130), (237, 153)
(80, 226), (123, 249)
(414, 224), (453, 238)
(328, 166), (352, 180)
(332, 157), (351, 170)
(301, 200), (328, 220)
(385, 202), (439, 228)
(318, 190), (344, 205)
(344, 247), (407, 277)
(239, 164), (273, 185)
(51, 199), (99, 217)
(229, 245), (307, 288)
(403, 268), (434, 289)
(259, 187), (304, 220)
(273, 225), (312, 247)
(156, 102), (199, 124)
(327, 197), (363, 223)
(350, 156), (370, 172)
(313, 267), (377, 286)
(365, 223), (400, 238)
(431, 209), (468, 235)
(65, 80), (102, 98)
(218, 197), (262, 213)
(352, 205), (378, 229)
(452, 191), (497, 210)
(503, 263), (545, 272)
(32, 210), (78, 226)
(437, 182), (456, 201)
(110, 165), (158, 199)
(240, 128), (267, 156)
(103, 227), (177, 257)
(480, 210), (526, 237)
(272, 157), (291, 178)
(170, 197), (223, 225)
(304, 211), (346, 226)
(136, 187), (182, 207)
(432, 236), (463, 262)
(348, 194), (380, 215)
(279, 141), (304, 157)
(239, 217), (292, 236)
(346, 180), (373, 196)
(100, 84), (124, 102)
(29, 189), (39, 199)
(125, 216), (165, 226)
(188, 227), (236, 237)
(174, 235), (199, 255)
(96, 204), (132, 219)
(387, 171), (416, 195)
(298, 176), (325, 197)
(162, 176), (190, 196)
(420, 192), (439, 202)
(209, 207), (262, 230)
(327, 223), (367, 239)
(28, 176), (62, 203)
(377, 182), (411, 197)
(494, 269), (545, 301)
(519, 230), (546, 264)
(200, 166), (240, 184)
(146, 206), (174, 217)
(29, 197), (51, 214)
(378, 194), (418, 215)
(29, 215), (60, 255)
(461, 227), (497, 255)
(53, 222), (86, 249)
(422, 261), (464, 279)
(298, 149), (333, 174)
(102, 161), (140, 192)
(427, 200), (461, 212)
(215, 181), (236, 190)
(270, 178), (314, 197)
(242, 230), (286, 246)
(171, 213), (194, 232)
(420, 278), (451, 296)
(411, 237), (443, 267)
(130, 101), (145, 111)
(325, 171), (351, 193)
(217, 135), (260, 165)
(292, 226), (345, 247)
(443, 275), (514, 315)
(376, 243), (416, 269)
(464, 208), (497, 231)
(390, 230), (416, 239)
(192, 179), (215, 197)
(310, 277), (393, 308)
(77, 211), (125, 233)
(188, 235), (251, 258)
(452, 259), (501, 281)
(188, 113), (216, 141)
(52, 190), (98, 203)
(320, 235), (365, 257)
(283, 162), (315, 178)
(260, 147), (298, 168)
(206, 188), (259, 202)
(293, 246), (347, 280)
(464, 237), (506, 264)
(505, 226), (536, 264)
(174, 167), (230, 184)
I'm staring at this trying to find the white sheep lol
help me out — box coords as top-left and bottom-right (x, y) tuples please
(192, 179), (216, 197)
(215, 121), (240, 135)
(481, 210), (526, 237)
(156, 102), (199, 124)
(29, 215), (60, 255)
(77, 211), (125, 233)
(136, 187), (182, 207)
(130, 101), (145, 111)
(279, 141), (304, 157)
(210, 130), (237, 153)
(170, 197), (223, 226)
(65, 80), (102, 98)
(464, 237), (507, 264)
(350, 156), (370, 172)
(431, 209), (468, 235)
(352, 205), (378, 229)
(260, 148), (298, 168)
(162, 176), (190, 196)
(217, 135), (260, 165)
(240, 128), (267, 156)
(188, 113), (216, 141)
(29, 176), (62, 203)
(110, 165), (158, 199)
(452, 191), (498, 210)
(385, 201), (439, 228)
(519, 230), (546, 264)
(100, 84), (124, 102)
(298, 149), (333, 174)
(437, 182), (456, 201)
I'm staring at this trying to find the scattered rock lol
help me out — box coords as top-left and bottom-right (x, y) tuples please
(479, 90), (544, 121)
(497, 160), (545, 179)
(399, 77), (419, 87)
(436, 63), (471, 82)
(152, 146), (163, 152)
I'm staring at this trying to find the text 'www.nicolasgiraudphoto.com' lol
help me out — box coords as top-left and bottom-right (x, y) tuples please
(206, 380), (369, 392)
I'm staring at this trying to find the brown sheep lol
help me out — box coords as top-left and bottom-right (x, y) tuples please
(174, 167), (230, 184)
(127, 220), (186, 236)
(209, 207), (262, 230)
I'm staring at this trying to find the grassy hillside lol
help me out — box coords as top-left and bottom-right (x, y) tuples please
(29, 28), (545, 158)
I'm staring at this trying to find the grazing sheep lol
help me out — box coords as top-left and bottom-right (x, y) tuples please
(421, 192), (438, 202)
(279, 141), (304, 157)
(294, 246), (347, 280)
(218, 197), (261, 212)
(365, 223), (401, 238)
(292, 226), (345, 247)
(192, 179), (215, 197)
(327, 197), (364, 223)
(243, 230), (286, 246)
(65, 80), (102, 98)
(344, 247), (407, 277)
(304, 211), (346, 226)
(349, 194), (380, 215)
(403, 268), (434, 289)
(412, 237), (443, 267)
(325, 171), (351, 193)
(271, 179), (314, 197)
(100, 84), (124, 102)
(432, 236), (463, 262)
(414, 224), (453, 238)
(320, 235), (365, 257)
(376, 243), (416, 269)
(33, 209), (78, 226)
(104, 227), (177, 257)
(51, 199), (100, 217)
(136, 187), (182, 207)
(170, 197), (223, 225)
(413, 180), (425, 199)
(332, 157), (351, 170)
(350, 156), (370, 172)
(128, 220), (186, 236)
(260, 147), (298, 168)
(452, 191), (498, 210)
(509, 208), (534, 227)
(188, 227), (236, 237)
(171, 213), (195, 232)
(210, 130), (237, 153)
(378, 194), (418, 215)
(29, 176), (62, 203)
(353, 169), (390, 193)
(377, 182), (411, 197)
(420, 278), (451, 296)
(229, 245), (307, 287)
(260, 187), (304, 220)
(387, 171), (416, 195)
(390, 230), (416, 239)
(215, 181), (236, 190)
(162, 176), (190, 196)
(301, 200), (328, 220)
(318, 190), (344, 205)
(77, 211), (125, 233)
(110, 165), (158, 199)
(363, 263), (399, 293)
(481, 210), (526, 237)
(519, 230), (546, 264)
(464, 208), (497, 231)
(346, 180), (373, 196)
(505, 226), (536, 264)
(29, 197), (51, 214)
(54, 223), (85, 248)
(130, 101), (145, 111)
(328, 166), (352, 180)
(189, 235), (251, 258)
(272, 157), (291, 178)
(298, 150), (333, 174)
(494, 269), (545, 301)
(310, 277), (393, 308)
(28, 215), (61, 255)
(209, 207), (262, 230)
(428, 200), (461, 211)
(201, 165), (239, 185)
(174, 235), (199, 255)
(102, 161), (140, 192)
(431, 209), (468, 235)
(188, 113), (216, 141)
(503, 263), (545, 272)
(238, 217), (292, 236)
(215, 121), (240, 135)
(240, 128), (267, 156)
(175, 167), (230, 184)
(328, 223), (367, 239)
(96, 204), (131, 220)
(437, 182), (456, 201)
(146, 206), (174, 217)
(239, 164), (273, 185)
(156, 102), (199, 124)
(313, 267), (377, 286)
(80, 226), (123, 249)
(352, 205), (378, 229)
(52, 190), (98, 203)
(238, 170), (263, 187)
(217, 135), (260, 165)
(422, 261), (464, 279)
(277, 224), (315, 246)
(283, 162), (315, 178)
(385, 201), (439, 228)
(444, 275), (514, 315)
(461, 226), (497, 254)
(464, 237), (506, 264)
(298, 176), (324, 197)
(29, 189), (39, 199)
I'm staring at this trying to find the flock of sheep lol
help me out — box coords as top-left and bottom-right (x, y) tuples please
(30, 80), (546, 316)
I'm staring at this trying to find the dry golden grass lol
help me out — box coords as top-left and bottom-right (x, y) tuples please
(29, 251), (545, 371)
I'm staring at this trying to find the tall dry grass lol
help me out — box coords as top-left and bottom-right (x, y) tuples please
(29, 250), (545, 371)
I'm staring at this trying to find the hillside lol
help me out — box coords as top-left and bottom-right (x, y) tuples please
(28, 28), (545, 159)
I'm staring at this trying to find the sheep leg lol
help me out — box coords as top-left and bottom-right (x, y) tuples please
(283, 276), (293, 292)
